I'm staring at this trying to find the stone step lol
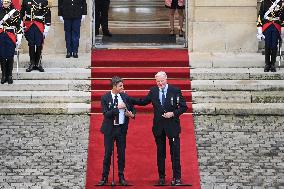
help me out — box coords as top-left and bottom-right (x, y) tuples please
(190, 68), (284, 80)
(191, 80), (284, 91)
(2, 68), (90, 80)
(0, 103), (90, 114)
(192, 91), (284, 103)
(0, 91), (90, 103)
(0, 80), (90, 91)
(190, 52), (283, 68)
(12, 53), (90, 68)
(193, 103), (284, 115)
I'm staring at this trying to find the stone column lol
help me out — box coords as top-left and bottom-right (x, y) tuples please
(188, 0), (258, 52)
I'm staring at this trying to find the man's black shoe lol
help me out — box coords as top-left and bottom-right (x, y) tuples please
(7, 76), (13, 84)
(270, 64), (276, 72)
(98, 177), (108, 186)
(37, 65), (45, 72)
(264, 64), (270, 72)
(103, 31), (112, 37)
(175, 179), (182, 185)
(119, 176), (128, 186)
(73, 53), (78, 58)
(26, 63), (34, 72)
(66, 52), (72, 58)
(158, 178), (165, 185)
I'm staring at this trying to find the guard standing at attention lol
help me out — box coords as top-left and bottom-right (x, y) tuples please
(0, 0), (23, 84)
(58, 0), (87, 58)
(257, 0), (284, 72)
(20, 0), (52, 72)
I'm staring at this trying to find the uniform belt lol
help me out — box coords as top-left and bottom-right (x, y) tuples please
(0, 26), (16, 32)
(266, 17), (280, 21)
(26, 14), (44, 19)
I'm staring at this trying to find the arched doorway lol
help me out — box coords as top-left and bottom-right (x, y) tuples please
(92, 0), (189, 48)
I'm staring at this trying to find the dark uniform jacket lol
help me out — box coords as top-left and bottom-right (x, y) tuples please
(0, 5), (22, 44)
(100, 92), (135, 136)
(20, 0), (51, 32)
(131, 84), (188, 138)
(257, 0), (284, 32)
(58, 0), (87, 19)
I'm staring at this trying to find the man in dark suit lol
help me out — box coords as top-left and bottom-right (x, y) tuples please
(95, 0), (112, 36)
(58, 0), (87, 58)
(98, 76), (135, 186)
(130, 71), (188, 186)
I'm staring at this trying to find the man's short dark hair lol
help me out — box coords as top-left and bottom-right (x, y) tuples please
(110, 76), (123, 87)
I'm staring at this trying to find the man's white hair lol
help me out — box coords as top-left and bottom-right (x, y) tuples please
(155, 71), (167, 78)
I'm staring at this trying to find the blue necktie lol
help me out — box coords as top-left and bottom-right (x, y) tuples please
(161, 89), (165, 106)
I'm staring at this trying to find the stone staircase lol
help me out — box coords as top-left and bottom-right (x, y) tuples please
(0, 53), (91, 114)
(190, 53), (284, 115)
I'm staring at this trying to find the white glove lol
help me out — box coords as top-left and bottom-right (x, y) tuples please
(43, 25), (50, 38)
(281, 27), (284, 39)
(256, 27), (265, 41)
(16, 34), (23, 49)
(81, 15), (86, 22)
(59, 16), (64, 23)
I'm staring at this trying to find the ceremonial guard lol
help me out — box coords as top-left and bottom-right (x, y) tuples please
(20, 0), (51, 72)
(58, 0), (87, 58)
(0, 0), (23, 84)
(257, 0), (284, 72)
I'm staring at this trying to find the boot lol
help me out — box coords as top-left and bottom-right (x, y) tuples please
(6, 59), (13, 84)
(270, 48), (277, 72)
(26, 46), (36, 72)
(0, 58), (7, 84)
(35, 45), (44, 72)
(264, 47), (271, 72)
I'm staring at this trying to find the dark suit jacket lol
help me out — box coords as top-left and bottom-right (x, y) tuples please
(100, 92), (135, 135)
(131, 84), (188, 138)
(58, 0), (87, 19)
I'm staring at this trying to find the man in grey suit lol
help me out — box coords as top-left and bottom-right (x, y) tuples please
(130, 71), (188, 186)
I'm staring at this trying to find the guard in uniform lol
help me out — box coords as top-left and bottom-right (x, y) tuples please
(20, 0), (51, 72)
(58, 0), (87, 58)
(257, 0), (284, 72)
(0, 0), (23, 84)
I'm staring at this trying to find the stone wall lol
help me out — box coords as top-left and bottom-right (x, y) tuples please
(194, 115), (284, 188)
(0, 115), (90, 189)
(189, 0), (258, 52)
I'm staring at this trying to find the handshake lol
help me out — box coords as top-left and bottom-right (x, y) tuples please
(117, 102), (135, 118)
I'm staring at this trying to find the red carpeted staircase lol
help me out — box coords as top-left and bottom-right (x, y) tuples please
(86, 49), (200, 189)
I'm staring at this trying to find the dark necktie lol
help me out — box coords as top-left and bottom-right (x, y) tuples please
(114, 95), (119, 125)
(161, 89), (165, 107)
(114, 95), (118, 107)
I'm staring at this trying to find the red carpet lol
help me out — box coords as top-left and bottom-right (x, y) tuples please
(86, 49), (200, 189)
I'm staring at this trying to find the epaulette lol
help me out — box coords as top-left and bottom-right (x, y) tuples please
(48, 0), (53, 7)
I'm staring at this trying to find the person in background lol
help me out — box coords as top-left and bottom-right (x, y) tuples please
(130, 71), (188, 186)
(95, 0), (112, 37)
(20, 0), (52, 72)
(257, 0), (284, 72)
(58, 0), (87, 58)
(165, 0), (185, 37)
(98, 76), (135, 186)
(0, 0), (23, 84)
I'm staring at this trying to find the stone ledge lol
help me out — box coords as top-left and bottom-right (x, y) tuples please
(0, 91), (90, 103)
(0, 103), (90, 115)
(193, 91), (284, 103)
(193, 103), (284, 115)
(192, 80), (284, 91)
(191, 68), (284, 80)
(0, 80), (90, 91)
